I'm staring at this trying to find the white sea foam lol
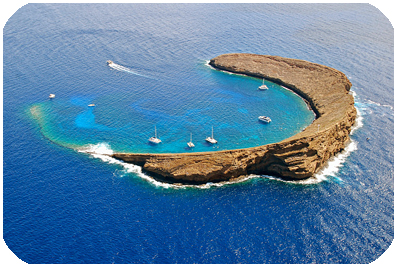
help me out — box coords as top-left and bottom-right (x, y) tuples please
(78, 142), (114, 155)
(259, 174), (329, 185)
(75, 142), (237, 189)
(140, 175), (256, 190)
(77, 141), (359, 188)
(258, 139), (358, 185)
(314, 139), (358, 182)
(205, 60), (249, 77)
(264, 91), (362, 184)
(310, 90), (363, 181)
(366, 99), (393, 110)
(76, 143), (262, 189)
(351, 102), (364, 135)
(77, 143), (154, 184)
(253, 138), (358, 185)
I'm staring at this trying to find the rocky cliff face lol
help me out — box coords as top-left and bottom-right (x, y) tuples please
(112, 53), (356, 184)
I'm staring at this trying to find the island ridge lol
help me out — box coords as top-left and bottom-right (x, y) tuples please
(112, 53), (357, 184)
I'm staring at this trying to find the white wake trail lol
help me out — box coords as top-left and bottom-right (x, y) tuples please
(108, 62), (150, 78)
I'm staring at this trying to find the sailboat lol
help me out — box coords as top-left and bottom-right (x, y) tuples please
(148, 125), (161, 144)
(205, 126), (217, 144)
(187, 132), (195, 148)
(258, 78), (268, 90)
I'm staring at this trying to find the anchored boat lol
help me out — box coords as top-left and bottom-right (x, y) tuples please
(258, 79), (268, 90)
(205, 126), (217, 144)
(187, 132), (195, 148)
(149, 126), (161, 144)
(258, 116), (271, 123)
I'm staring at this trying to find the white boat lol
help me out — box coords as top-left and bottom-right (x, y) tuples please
(88, 104), (95, 107)
(258, 116), (271, 123)
(258, 79), (268, 90)
(149, 126), (161, 144)
(49, 94), (55, 99)
(187, 132), (195, 148)
(107, 60), (113, 65)
(205, 126), (217, 144)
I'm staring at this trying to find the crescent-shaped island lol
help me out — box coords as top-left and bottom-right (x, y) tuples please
(112, 53), (356, 184)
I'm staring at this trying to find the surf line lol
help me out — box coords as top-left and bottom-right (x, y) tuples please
(80, 142), (358, 188)
(77, 142), (254, 190)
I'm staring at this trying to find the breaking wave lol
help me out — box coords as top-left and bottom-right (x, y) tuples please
(76, 143), (266, 189)
(313, 140), (358, 182)
(366, 99), (393, 110)
(76, 142), (246, 189)
(311, 90), (364, 182)
(77, 142), (114, 157)
(249, 91), (363, 185)
(258, 175), (328, 185)
(205, 60), (249, 77)
(76, 137), (359, 189)
(77, 142), (155, 182)
(253, 140), (358, 185)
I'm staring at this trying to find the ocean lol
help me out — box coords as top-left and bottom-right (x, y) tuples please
(3, 3), (394, 264)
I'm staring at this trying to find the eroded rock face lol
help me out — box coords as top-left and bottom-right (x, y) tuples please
(112, 53), (356, 184)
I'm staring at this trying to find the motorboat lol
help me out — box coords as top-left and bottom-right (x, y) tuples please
(258, 79), (268, 90)
(258, 116), (271, 123)
(149, 136), (161, 144)
(187, 132), (195, 148)
(49, 94), (55, 99)
(205, 126), (217, 144)
(149, 126), (161, 144)
(107, 60), (113, 65)
(88, 104), (95, 107)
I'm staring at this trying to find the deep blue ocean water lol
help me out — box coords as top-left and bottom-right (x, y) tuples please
(3, 3), (394, 264)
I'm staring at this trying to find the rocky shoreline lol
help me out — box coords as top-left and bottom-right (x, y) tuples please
(112, 53), (356, 184)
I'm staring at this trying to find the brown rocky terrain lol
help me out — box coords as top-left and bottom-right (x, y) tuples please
(112, 53), (356, 184)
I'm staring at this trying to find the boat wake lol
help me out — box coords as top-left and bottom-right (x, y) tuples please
(107, 61), (150, 78)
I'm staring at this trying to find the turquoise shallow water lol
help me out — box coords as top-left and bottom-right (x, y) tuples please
(28, 60), (314, 153)
(3, 3), (394, 264)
